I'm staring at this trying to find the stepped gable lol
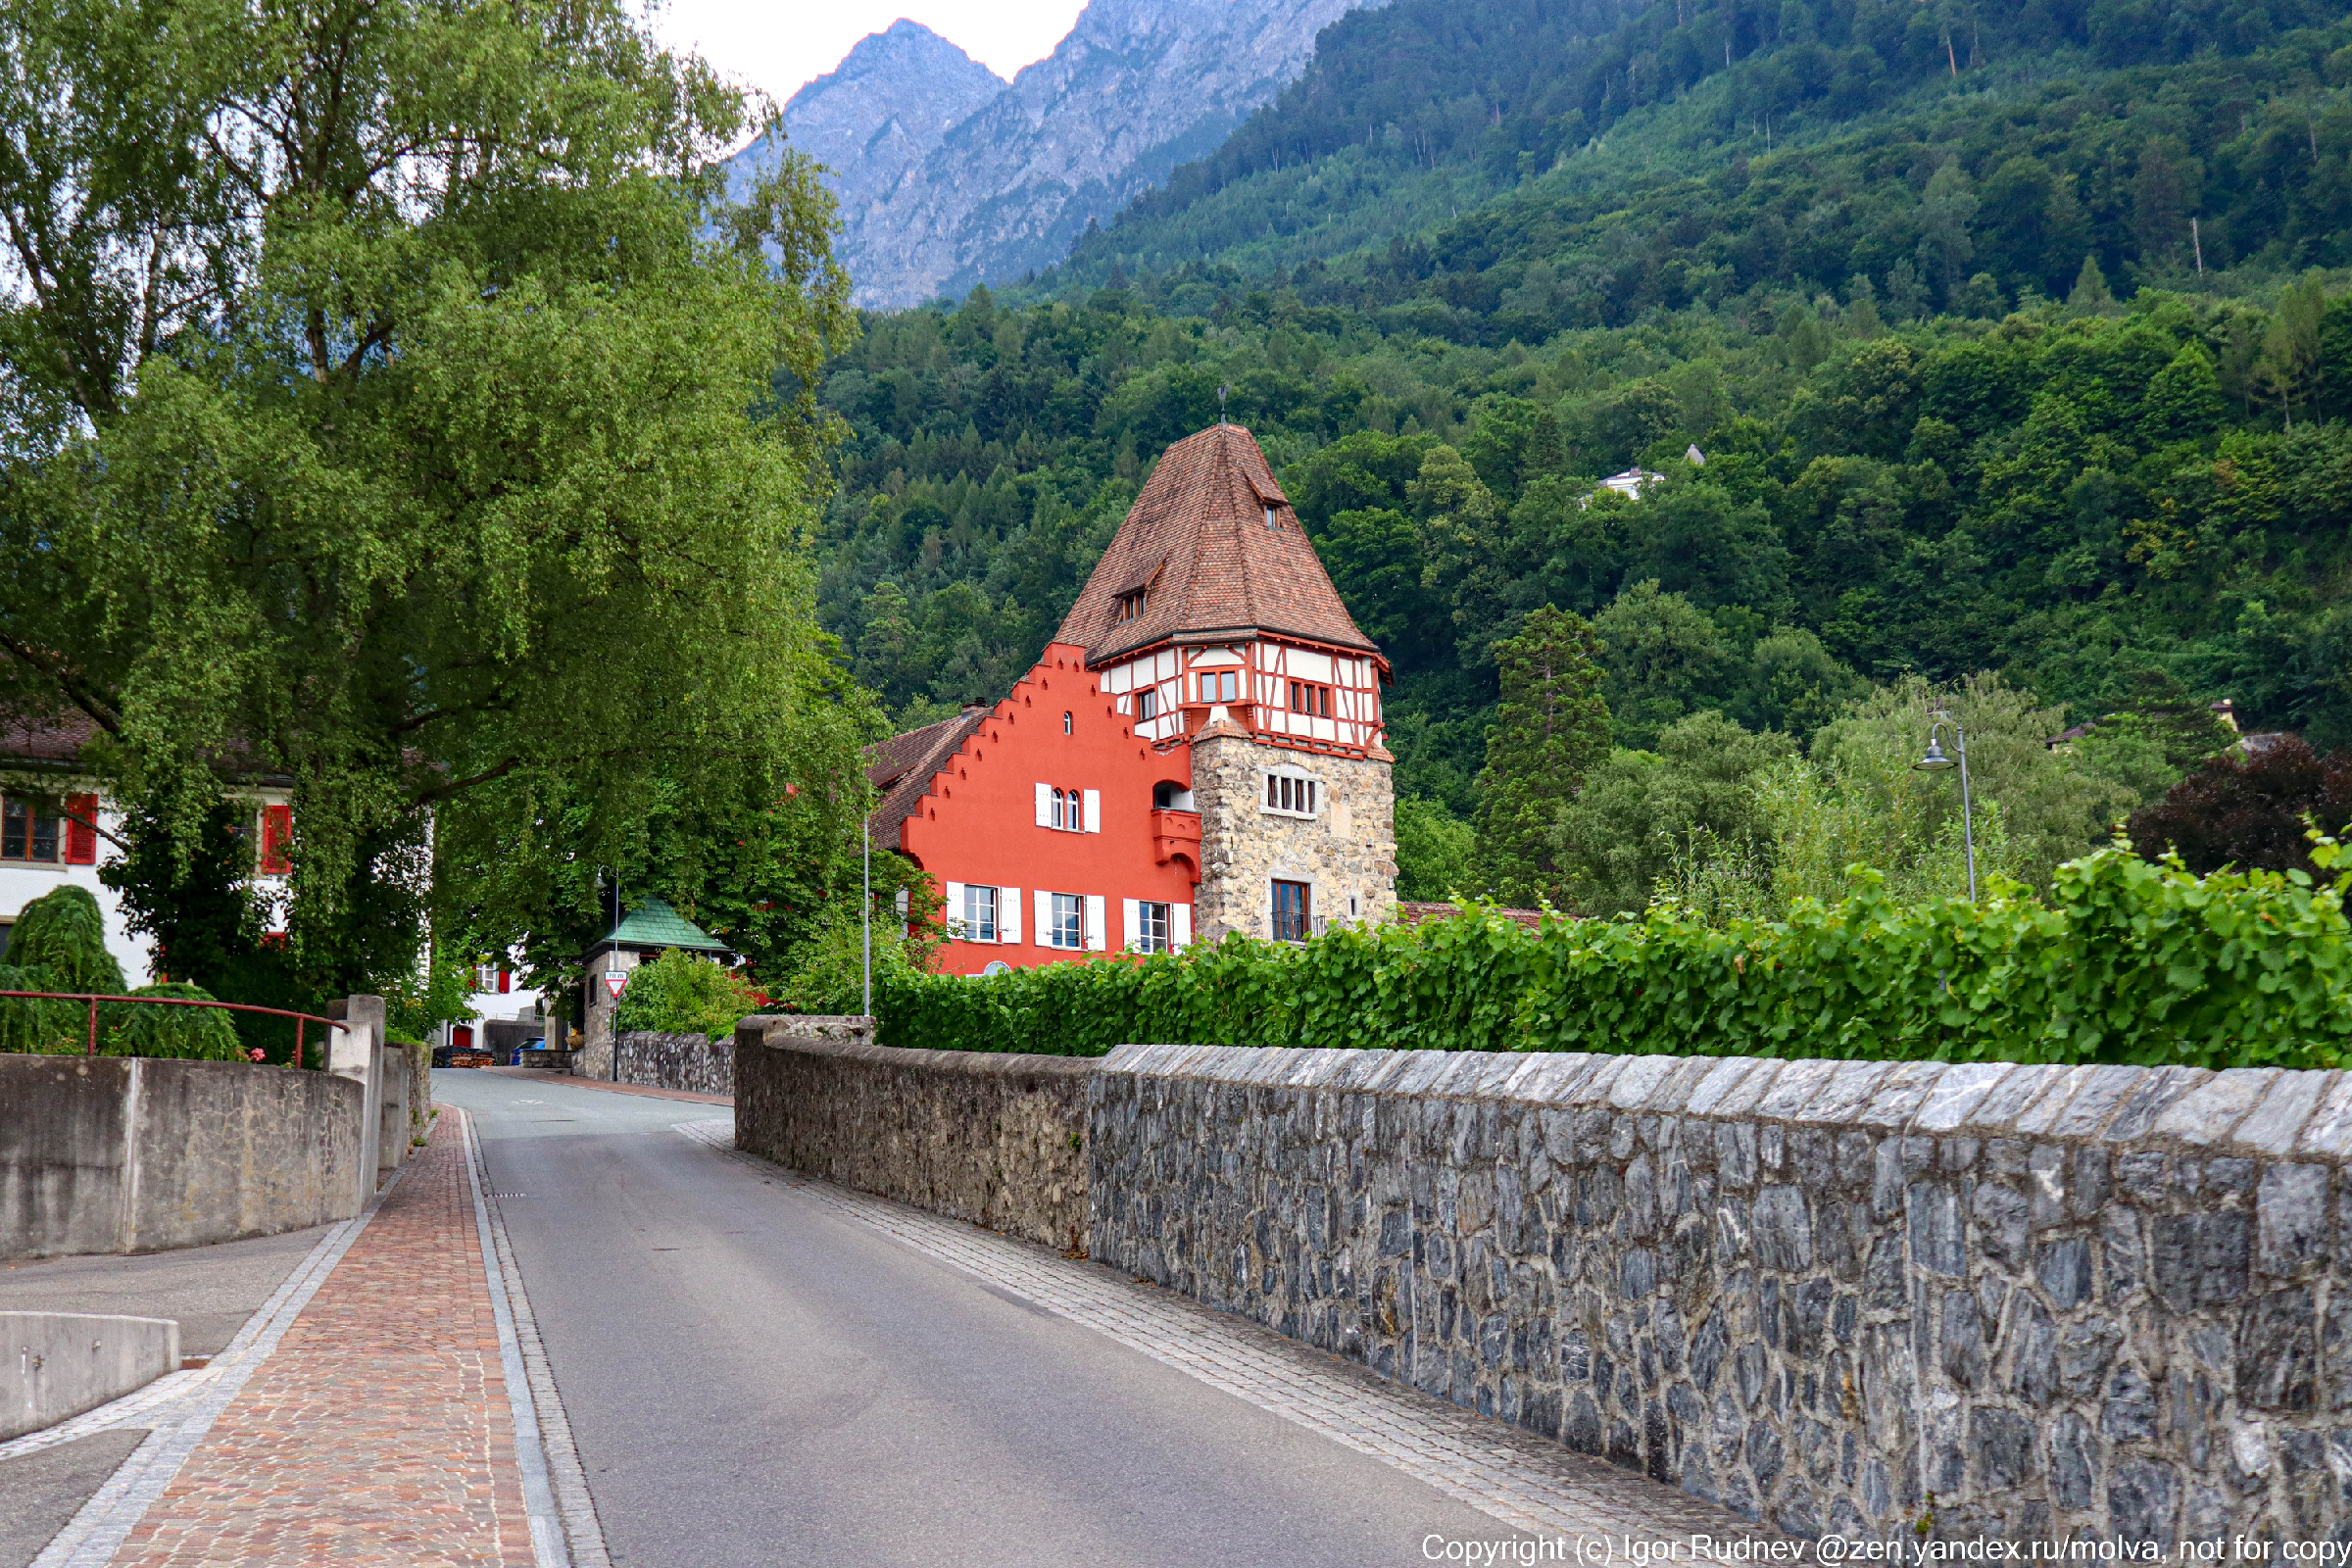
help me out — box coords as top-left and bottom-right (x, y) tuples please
(867, 707), (987, 852)
(1056, 423), (1379, 665)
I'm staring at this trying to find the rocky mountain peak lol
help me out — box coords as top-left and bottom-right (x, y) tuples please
(736, 0), (1381, 310)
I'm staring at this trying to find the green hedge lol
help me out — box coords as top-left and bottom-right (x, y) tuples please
(874, 847), (2352, 1070)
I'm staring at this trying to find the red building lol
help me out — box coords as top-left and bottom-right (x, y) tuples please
(869, 422), (1398, 975)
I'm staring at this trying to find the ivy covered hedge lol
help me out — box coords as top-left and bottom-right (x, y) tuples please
(873, 847), (2352, 1069)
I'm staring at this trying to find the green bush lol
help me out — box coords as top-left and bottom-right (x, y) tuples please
(876, 844), (2352, 1070)
(613, 948), (764, 1042)
(0, 886), (250, 1058)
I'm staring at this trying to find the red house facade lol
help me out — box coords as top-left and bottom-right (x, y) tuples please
(870, 423), (1398, 975)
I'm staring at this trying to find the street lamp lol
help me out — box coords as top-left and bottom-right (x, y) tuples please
(1913, 710), (1977, 900)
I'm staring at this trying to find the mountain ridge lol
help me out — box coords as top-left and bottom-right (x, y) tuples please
(741, 0), (1387, 308)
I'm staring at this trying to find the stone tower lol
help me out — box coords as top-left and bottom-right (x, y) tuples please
(1053, 423), (1396, 943)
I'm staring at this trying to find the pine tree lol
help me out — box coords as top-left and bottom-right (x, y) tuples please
(1473, 607), (1612, 906)
(2067, 253), (2118, 316)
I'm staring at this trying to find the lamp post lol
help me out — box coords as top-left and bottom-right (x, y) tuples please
(1913, 710), (1978, 900)
(860, 815), (871, 1019)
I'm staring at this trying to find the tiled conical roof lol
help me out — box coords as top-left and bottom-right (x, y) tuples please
(601, 898), (729, 953)
(1055, 423), (1380, 665)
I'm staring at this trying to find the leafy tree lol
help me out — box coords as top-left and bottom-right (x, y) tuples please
(1395, 796), (1477, 901)
(8, 885), (123, 994)
(0, 0), (853, 1001)
(1593, 582), (1725, 750)
(1553, 711), (1796, 916)
(2127, 736), (2352, 874)
(1472, 607), (1611, 905)
(1812, 673), (2134, 895)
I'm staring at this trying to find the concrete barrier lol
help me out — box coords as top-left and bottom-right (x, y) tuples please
(1, 1311), (179, 1440)
(0, 1054), (364, 1260)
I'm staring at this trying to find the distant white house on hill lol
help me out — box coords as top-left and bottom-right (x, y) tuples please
(1592, 446), (1703, 505)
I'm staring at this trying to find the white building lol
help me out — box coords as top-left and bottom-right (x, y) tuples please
(0, 714), (291, 982)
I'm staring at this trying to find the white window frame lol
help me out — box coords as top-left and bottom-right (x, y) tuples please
(963, 883), (999, 943)
(1260, 766), (1322, 819)
(1125, 899), (1172, 955)
(1035, 783), (1100, 833)
(1042, 891), (1084, 951)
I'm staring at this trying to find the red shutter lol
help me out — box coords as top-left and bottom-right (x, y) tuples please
(498, 969), (512, 994)
(64, 794), (98, 864)
(260, 805), (292, 874)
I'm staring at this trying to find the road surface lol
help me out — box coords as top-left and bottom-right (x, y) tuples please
(432, 1069), (1539, 1568)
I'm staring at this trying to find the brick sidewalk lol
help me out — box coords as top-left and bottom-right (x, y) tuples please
(108, 1117), (536, 1568)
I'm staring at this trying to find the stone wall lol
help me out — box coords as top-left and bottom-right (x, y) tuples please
(1, 1054), (364, 1260)
(733, 1016), (1091, 1251)
(614, 1031), (734, 1097)
(1190, 727), (1396, 943)
(1089, 1046), (2352, 1547)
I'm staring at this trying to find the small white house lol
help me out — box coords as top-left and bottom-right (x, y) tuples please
(0, 714), (291, 983)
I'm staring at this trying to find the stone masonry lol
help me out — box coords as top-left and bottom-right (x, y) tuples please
(730, 1026), (2352, 1545)
(614, 1030), (734, 1098)
(733, 1016), (1092, 1252)
(1190, 725), (1396, 943)
(1089, 1047), (2352, 1546)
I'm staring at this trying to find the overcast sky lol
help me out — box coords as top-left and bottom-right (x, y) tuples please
(643, 1), (1087, 114)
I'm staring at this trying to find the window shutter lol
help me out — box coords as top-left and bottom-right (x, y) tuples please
(499, 970), (512, 995)
(944, 881), (965, 939)
(1000, 889), (1021, 944)
(1173, 904), (1193, 949)
(1034, 889), (1052, 947)
(1034, 782), (1053, 827)
(63, 794), (98, 865)
(1085, 895), (1105, 952)
(260, 804), (293, 875)
(1121, 898), (1139, 952)
(1082, 789), (1101, 833)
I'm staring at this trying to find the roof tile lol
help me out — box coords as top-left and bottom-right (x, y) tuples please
(1055, 424), (1378, 663)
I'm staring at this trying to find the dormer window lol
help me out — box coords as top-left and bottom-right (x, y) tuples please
(1114, 588), (1149, 622)
(1264, 507), (1276, 529)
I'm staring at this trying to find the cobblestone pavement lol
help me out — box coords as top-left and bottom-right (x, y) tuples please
(673, 1116), (1782, 1550)
(105, 1117), (534, 1568)
(15, 1114), (592, 1568)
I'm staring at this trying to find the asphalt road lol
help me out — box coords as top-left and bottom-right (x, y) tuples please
(432, 1069), (1525, 1568)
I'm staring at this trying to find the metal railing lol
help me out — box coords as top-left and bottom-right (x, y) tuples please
(0, 991), (343, 1069)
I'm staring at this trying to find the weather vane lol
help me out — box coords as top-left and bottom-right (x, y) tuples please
(1218, 384), (1230, 423)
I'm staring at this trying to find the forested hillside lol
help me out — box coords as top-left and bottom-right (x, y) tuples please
(809, 0), (2352, 913)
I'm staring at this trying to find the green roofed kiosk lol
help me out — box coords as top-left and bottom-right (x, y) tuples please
(578, 898), (733, 1081)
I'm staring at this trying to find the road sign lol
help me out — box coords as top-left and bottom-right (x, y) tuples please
(603, 969), (627, 1000)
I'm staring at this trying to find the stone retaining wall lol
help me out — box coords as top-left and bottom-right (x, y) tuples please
(614, 1031), (734, 1098)
(726, 1029), (2352, 1546)
(1089, 1047), (2352, 1547)
(733, 1017), (1091, 1250)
